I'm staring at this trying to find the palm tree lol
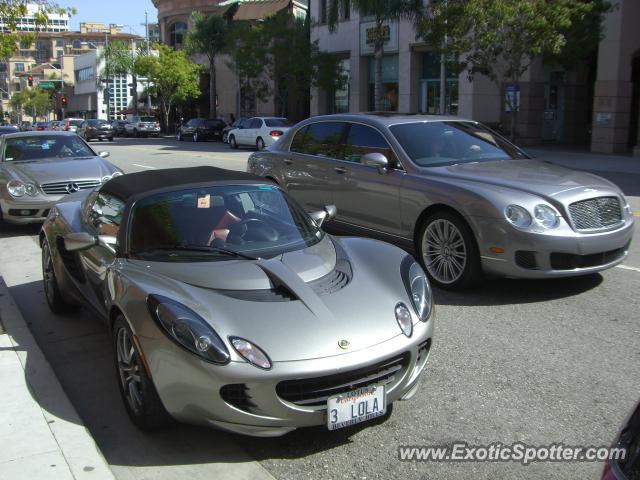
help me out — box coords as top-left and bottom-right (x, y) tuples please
(185, 12), (229, 119)
(327, 0), (423, 111)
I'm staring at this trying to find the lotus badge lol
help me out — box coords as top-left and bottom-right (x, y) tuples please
(338, 339), (350, 350)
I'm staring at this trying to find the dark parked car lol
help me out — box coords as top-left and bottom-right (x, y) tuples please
(602, 399), (640, 480)
(34, 122), (48, 131)
(177, 118), (226, 142)
(111, 120), (128, 137)
(77, 119), (114, 142)
(222, 117), (248, 143)
(0, 125), (20, 136)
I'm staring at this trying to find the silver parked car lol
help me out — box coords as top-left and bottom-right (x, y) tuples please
(247, 114), (634, 289)
(124, 116), (161, 137)
(0, 132), (123, 225)
(40, 167), (434, 436)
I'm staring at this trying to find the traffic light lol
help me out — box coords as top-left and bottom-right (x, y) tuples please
(27, 75), (33, 87)
(61, 96), (67, 106)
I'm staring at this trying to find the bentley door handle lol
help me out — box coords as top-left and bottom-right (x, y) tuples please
(334, 167), (347, 174)
(283, 158), (293, 165)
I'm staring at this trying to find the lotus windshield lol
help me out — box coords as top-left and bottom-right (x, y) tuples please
(129, 184), (324, 261)
(389, 121), (528, 167)
(3, 135), (95, 162)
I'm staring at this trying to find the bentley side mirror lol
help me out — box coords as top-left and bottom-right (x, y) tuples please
(310, 204), (337, 227)
(361, 152), (389, 173)
(98, 151), (110, 158)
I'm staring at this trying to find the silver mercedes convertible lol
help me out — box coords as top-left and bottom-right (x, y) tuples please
(0, 131), (122, 225)
(40, 167), (434, 436)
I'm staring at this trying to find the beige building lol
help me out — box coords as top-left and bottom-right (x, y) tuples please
(310, 0), (640, 155)
(152, 0), (308, 121)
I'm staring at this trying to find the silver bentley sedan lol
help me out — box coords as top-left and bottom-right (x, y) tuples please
(247, 114), (634, 289)
(40, 167), (434, 436)
(0, 131), (123, 225)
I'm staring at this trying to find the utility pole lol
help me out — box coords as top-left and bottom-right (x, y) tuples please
(145, 11), (152, 115)
(439, 0), (448, 115)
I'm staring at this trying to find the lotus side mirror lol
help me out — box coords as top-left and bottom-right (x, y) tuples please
(64, 232), (117, 253)
(310, 204), (337, 227)
(361, 152), (389, 173)
(98, 151), (110, 159)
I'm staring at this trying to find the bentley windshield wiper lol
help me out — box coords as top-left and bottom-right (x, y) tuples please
(170, 244), (259, 260)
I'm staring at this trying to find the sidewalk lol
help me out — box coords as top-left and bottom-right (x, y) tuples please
(0, 276), (115, 480)
(525, 146), (640, 175)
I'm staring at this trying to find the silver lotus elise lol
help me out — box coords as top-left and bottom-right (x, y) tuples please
(40, 167), (434, 436)
(0, 131), (123, 225)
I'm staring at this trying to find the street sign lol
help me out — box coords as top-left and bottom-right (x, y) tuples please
(38, 80), (62, 90)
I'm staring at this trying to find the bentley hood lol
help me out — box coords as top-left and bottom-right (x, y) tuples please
(4, 157), (118, 186)
(125, 236), (413, 361)
(431, 159), (620, 198)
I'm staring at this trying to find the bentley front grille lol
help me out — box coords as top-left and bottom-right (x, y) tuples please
(41, 180), (101, 195)
(568, 197), (623, 231)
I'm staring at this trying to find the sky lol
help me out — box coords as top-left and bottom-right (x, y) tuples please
(55, 0), (158, 36)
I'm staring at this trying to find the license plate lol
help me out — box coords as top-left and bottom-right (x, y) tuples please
(327, 385), (386, 431)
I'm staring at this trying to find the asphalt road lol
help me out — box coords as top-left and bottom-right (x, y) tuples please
(1, 137), (639, 480)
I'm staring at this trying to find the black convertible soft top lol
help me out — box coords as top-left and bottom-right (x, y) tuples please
(101, 166), (268, 202)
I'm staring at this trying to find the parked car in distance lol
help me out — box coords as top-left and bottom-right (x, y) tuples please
(0, 125), (20, 136)
(602, 399), (640, 480)
(77, 119), (114, 142)
(47, 120), (62, 131)
(222, 117), (248, 143)
(124, 116), (161, 137)
(34, 122), (48, 131)
(40, 166), (434, 435)
(61, 118), (84, 133)
(248, 113), (634, 289)
(0, 131), (122, 225)
(228, 117), (291, 151)
(177, 118), (226, 142)
(20, 121), (32, 131)
(111, 119), (128, 137)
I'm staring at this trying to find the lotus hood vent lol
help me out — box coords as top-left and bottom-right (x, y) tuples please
(216, 285), (296, 302)
(307, 258), (352, 295)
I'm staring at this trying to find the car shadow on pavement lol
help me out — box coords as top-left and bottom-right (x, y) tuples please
(433, 273), (603, 307)
(0, 222), (40, 239)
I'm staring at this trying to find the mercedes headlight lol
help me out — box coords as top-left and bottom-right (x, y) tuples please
(401, 257), (433, 322)
(147, 295), (230, 364)
(533, 204), (560, 229)
(229, 337), (272, 370)
(504, 205), (532, 228)
(101, 171), (123, 184)
(7, 180), (38, 197)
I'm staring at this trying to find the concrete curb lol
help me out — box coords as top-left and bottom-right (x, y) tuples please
(0, 276), (116, 480)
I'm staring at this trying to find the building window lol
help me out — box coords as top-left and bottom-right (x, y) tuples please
(15, 63), (25, 72)
(56, 49), (63, 59)
(319, 0), (327, 24)
(72, 39), (82, 49)
(419, 52), (458, 115)
(368, 55), (399, 111)
(56, 39), (64, 47)
(75, 66), (95, 82)
(169, 22), (187, 48)
(341, 0), (350, 20)
(327, 58), (350, 113)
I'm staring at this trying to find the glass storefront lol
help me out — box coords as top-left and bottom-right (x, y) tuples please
(368, 54), (398, 111)
(419, 52), (458, 115)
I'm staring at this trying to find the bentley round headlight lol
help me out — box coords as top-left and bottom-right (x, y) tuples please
(395, 303), (413, 337)
(7, 180), (26, 197)
(230, 337), (272, 370)
(505, 204), (532, 228)
(533, 204), (559, 229)
(111, 171), (123, 178)
(101, 175), (111, 184)
(408, 262), (432, 321)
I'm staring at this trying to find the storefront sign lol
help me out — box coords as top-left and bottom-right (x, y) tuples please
(360, 20), (398, 55)
(595, 112), (612, 127)
(505, 84), (520, 112)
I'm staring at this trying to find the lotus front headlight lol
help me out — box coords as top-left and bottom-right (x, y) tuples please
(401, 257), (433, 322)
(395, 303), (413, 337)
(229, 337), (272, 370)
(533, 204), (560, 229)
(505, 204), (532, 228)
(147, 295), (230, 364)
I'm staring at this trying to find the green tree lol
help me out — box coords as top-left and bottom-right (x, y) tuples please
(229, 11), (346, 119)
(0, 1), (75, 61)
(326, 0), (423, 111)
(419, 0), (611, 141)
(136, 44), (201, 131)
(11, 87), (53, 119)
(185, 12), (230, 119)
(99, 40), (143, 116)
